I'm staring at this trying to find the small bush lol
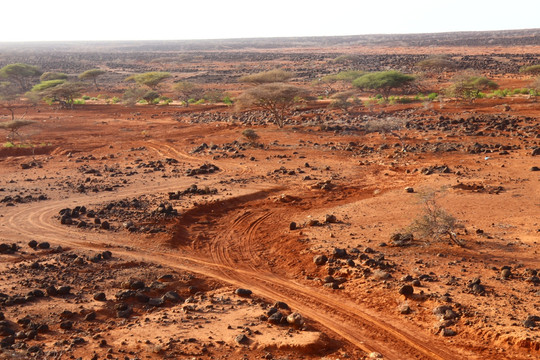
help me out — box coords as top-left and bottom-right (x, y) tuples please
(73, 99), (85, 105)
(409, 190), (463, 247)
(223, 96), (233, 105)
(111, 97), (120, 104)
(81, 95), (91, 100)
(242, 129), (260, 143)
(427, 92), (438, 101)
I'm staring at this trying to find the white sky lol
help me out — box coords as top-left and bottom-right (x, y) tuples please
(1, 0), (539, 42)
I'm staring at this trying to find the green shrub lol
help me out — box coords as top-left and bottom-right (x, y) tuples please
(81, 95), (91, 100)
(111, 97), (120, 104)
(427, 92), (438, 101)
(73, 99), (85, 105)
(31, 80), (65, 92)
(222, 96), (233, 105)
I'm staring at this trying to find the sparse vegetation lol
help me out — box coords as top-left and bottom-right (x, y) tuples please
(321, 70), (365, 84)
(125, 72), (171, 89)
(236, 83), (309, 128)
(173, 81), (203, 107)
(519, 64), (540, 75)
(328, 90), (361, 113)
(40, 72), (68, 82)
(242, 129), (260, 144)
(238, 69), (294, 84)
(409, 190), (463, 247)
(0, 63), (42, 91)
(37, 81), (86, 109)
(416, 56), (455, 72)
(446, 74), (498, 101)
(79, 69), (106, 90)
(353, 71), (415, 99)
(123, 87), (147, 106)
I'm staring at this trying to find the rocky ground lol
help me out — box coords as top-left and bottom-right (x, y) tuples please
(1, 35), (540, 359)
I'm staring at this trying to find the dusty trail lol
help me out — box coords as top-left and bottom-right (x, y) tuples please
(0, 180), (469, 360)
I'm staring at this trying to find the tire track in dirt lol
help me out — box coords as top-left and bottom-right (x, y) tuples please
(147, 139), (255, 177)
(190, 204), (462, 359)
(2, 185), (464, 360)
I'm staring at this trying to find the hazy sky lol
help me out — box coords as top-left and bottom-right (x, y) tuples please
(1, 0), (539, 42)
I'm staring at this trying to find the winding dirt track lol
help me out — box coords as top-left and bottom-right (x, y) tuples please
(1, 143), (468, 360)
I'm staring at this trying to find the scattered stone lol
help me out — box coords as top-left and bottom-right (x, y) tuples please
(313, 254), (328, 266)
(398, 304), (411, 314)
(325, 214), (337, 223)
(286, 312), (304, 327)
(501, 268), (512, 279)
(273, 301), (290, 310)
(235, 333), (249, 345)
(234, 288), (252, 297)
(441, 328), (457, 337)
(390, 233), (413, 246)
(399, 285), (414, 297)
(332, 247), (347, 259)
(267, 311), (283, 325)
(93, 292), (106, 301)
(60, 321), (73, 330)
(37, 242), (50, 249)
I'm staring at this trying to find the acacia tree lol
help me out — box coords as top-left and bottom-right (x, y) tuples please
(353, 71), (415, 99)
(0, 81), (21, 120)
(238, 69), (294, 84)
(125, 72), (171, 89)
(39, 82), (86, 109)
(0, 63), (42, 92)
(173, 81), (203, 107)
(79, 69), (106, 90)
(236, 83), (309, 128)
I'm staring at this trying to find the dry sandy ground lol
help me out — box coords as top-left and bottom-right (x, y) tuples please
(0, 93), (538, 360)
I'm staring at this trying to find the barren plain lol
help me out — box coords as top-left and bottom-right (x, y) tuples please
(0, 30), (539, 359)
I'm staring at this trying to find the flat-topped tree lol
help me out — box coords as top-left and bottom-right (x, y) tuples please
(236, 83), (309, 128)
(0, 63), (42, 92)
(125, 72), (171, 90)
(353, 71), (415, 99)
(238, 69), (294, 84)
(39, 81), (86, 109)
(79, 69), (106, 90)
